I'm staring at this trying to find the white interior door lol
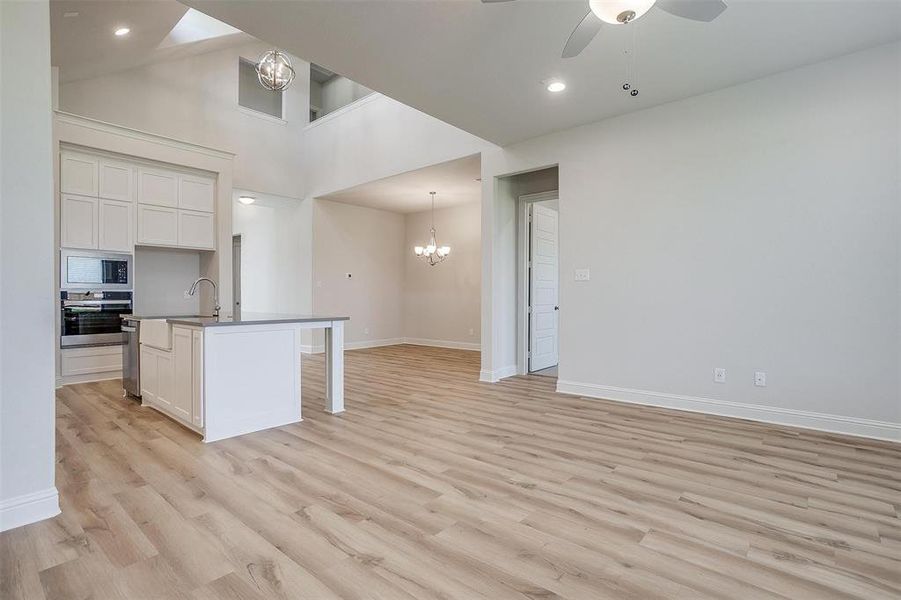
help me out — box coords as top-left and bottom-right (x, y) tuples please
(529, 204), (559, 372)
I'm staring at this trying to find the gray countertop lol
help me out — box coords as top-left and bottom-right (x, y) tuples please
(128, 313), (349, 327)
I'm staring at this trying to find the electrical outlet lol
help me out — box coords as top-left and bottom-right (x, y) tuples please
(363, 327), (369, 335)
(574, 268), (590, 281)
(469, 328), (475, 336)
(755, 371), (767, 387)
(713, 368), (726, 383)
(183, 290), (191, 299)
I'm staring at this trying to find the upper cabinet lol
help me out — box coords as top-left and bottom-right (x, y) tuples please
(99, 159), (134, 202)
(178, 175), (215, 212)
(60, 152), (99, 196)
(61, 148), (216, 252)
(138, 168), (178, 208)
(60, 194), (99, 249)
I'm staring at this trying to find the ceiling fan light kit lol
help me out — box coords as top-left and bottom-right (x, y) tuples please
(589, 0), (656, 25)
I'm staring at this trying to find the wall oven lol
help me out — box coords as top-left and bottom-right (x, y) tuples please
(60, 249), (132, 292)
(60, 291), (133, 348)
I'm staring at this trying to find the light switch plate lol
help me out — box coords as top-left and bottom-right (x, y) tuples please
(574, 268), (590, 281)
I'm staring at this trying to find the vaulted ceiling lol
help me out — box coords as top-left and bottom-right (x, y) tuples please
(184, 0), (901, 145)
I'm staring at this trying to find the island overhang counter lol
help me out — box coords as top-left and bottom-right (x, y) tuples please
(134, 313), (348, 442)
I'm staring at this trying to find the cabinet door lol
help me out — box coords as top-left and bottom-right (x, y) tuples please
(138, 168), (178, 208)
(178, 175), (215, 212)
(99, 198), (133, 252)
(155, 350), (174, 410)
(191, 329), (203, 428)
(178, 209), (215, 250)
(60, 194), (99, 249)
(172, 327), (193, 423)
(137, 204), (178, 247)
(140, 347), (158, 403)
(60, 152), (99, 196)
(99, 159), (134, 202)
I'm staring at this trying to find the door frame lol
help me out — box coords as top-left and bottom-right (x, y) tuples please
(516, 190), (559, 375)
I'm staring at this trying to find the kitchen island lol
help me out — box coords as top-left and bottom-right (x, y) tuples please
(133, 313), (348, 442)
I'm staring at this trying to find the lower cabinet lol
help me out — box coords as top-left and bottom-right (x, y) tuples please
(141, 326), (203, 432)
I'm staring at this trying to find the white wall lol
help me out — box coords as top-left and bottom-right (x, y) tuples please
(232, 192), (311, 315)
(312, 200), (406, 346)
(59, 42), (308, 200)
(133, 248), (201, 316)
(303, 94), (495, 199)
(0, 0), (59, 530)
(404, 202), (481, 349)
(481, 42), (901, 439)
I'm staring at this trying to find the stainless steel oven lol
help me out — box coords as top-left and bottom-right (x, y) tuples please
(60, 291), (133, 348)
(60, 249), (132, 292)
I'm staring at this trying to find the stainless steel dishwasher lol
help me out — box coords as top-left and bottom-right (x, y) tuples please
(121, 316), (141, 398)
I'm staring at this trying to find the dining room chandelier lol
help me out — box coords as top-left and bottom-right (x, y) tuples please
(413, 192), (451, 266)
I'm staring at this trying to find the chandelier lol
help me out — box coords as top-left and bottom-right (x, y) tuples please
(413, 192), (451, 266)
(256, 49), (295, 91)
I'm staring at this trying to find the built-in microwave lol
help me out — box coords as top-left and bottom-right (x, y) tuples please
(60, 249), (133, 292)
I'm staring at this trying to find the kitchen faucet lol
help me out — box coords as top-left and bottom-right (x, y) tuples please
(188, 277), (221, 319)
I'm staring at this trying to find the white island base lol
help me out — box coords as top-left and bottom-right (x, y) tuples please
(138, 315), (347, 442)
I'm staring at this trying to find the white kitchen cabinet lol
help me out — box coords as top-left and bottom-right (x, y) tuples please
(60, 152), (99, 196)
(172, 327), (193, 422)
(137, 204), (178, 246)
(99, 198), (133, 252)
(178, 174), (215, 212)
(140, 346), (158, 404)
(99, 159), (134, 202)
(141, 345), (174, 412)
(60, 194), (99, 249)
(138, 168), (178, 208)
(60, 346), (122, 379)
(178, 209), (215, 250)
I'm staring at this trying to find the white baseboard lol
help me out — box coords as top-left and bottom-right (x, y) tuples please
(58, 371), (122, 387)
(480, 364), (518, 383)
(403, 337), (480, 351)
(0, 487), (60, 532)
(556, 380), (901, 442)
(301, 337), (480, 355)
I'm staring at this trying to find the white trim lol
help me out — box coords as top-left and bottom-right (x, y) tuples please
(0, 488), (60, 532)
(479, 364), (518, 383)
(403, 337), (480, 351)
(54, 112), (235, 159)
(58, 372), (122, 386)
(556, 380), (901, 443)
(303, 92), (382, 130)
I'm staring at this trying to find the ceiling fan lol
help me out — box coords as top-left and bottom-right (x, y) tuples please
(482, 0), (728, 58)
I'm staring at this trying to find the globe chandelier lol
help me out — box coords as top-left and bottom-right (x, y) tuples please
(413, 192), (451, 266)
(256, 49), (295, 91)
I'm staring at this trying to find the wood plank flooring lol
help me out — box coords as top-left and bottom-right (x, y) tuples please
(2, 344), (899, 599)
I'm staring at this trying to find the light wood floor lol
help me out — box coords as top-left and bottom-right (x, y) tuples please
(2, 345), (899, 600)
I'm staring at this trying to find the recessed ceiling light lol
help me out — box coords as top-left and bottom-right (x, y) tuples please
(114, 27), (130, 37)
(546, 80), (566, 93)
(238, 196), (256, 205)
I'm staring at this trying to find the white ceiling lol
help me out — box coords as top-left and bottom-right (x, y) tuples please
(51, 0), (254, 83)
(317, 155), (481, 214)
(184, 0), (901, 146)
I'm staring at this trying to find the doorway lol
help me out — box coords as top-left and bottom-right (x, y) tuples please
(232, 234), (242, 318)
(518, 191), (559, 377)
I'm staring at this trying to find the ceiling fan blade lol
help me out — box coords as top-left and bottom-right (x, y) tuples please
(655, 0), (727, 22)
(562, 11), (602, 59)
